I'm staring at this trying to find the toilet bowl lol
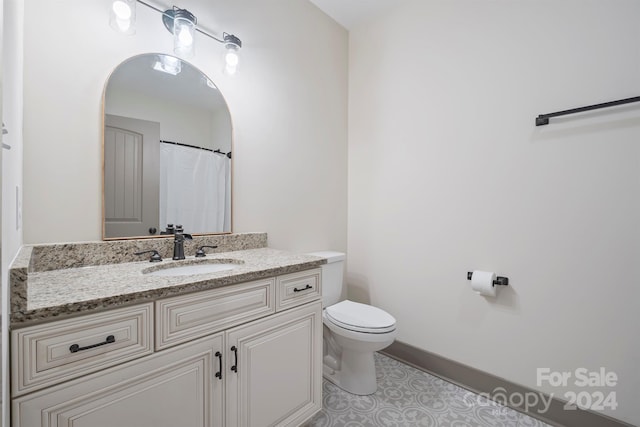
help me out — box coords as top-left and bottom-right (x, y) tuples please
(322, 300), (396, 395)
(307, 251), (396, 396)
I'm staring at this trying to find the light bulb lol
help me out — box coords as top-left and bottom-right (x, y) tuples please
(112, 1), (131, 20)
(225, 51), (239, 67)
(110, 0), (136, 35)
(223, 34), (242, 76)
(172, 14), (196, 57)
(177, 26), (194, 46)
(224, 50), (239, 75)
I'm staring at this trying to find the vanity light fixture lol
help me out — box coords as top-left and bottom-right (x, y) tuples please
(162, 7), (196, 57)
(111, 0), (243, 73)
(109, 0), (136, 35)
(223, 33), (242, 75)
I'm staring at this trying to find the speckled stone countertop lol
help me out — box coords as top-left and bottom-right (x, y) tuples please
(9, 234), (326, 326)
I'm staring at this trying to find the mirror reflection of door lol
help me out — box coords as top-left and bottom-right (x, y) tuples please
(104, 115), (160, 238)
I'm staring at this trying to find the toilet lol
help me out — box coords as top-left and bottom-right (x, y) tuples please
(308, 251), (396, 395)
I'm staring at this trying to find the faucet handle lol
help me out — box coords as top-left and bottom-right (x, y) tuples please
(195, 245), (218, 257)
(174, 232), (193, 242)
(134, 250), (162, 262)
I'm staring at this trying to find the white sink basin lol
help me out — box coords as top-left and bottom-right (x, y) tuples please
(145, 262), (239, 277)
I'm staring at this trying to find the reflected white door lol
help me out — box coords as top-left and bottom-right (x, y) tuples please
(104, 115), (160, 238)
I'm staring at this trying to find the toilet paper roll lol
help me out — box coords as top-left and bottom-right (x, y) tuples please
(471, 270), (497, 297)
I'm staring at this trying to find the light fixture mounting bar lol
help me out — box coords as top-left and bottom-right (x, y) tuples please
(136, 0), (225, 43)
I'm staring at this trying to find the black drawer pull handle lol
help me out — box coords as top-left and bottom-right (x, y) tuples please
(69, 335), (116, 353)
(293, 284), (313, 293)
(215, 351), (222, 380)
(230, 346), (238, 373)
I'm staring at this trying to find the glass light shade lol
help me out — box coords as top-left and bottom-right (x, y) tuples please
(223, 34), (242, 76)
(109, 0), (136, 35)
(224, 47), (240, 75)
(173, 16), (196, 57)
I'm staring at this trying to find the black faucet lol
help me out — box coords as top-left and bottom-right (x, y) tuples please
(173, 232), (193, 260)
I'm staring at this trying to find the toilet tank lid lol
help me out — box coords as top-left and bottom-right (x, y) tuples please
(307, 251), (346, 263)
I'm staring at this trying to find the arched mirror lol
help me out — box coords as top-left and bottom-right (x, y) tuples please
(103, 54), (232, 239)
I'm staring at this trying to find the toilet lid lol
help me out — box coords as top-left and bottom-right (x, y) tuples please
(325, 300), (396, 333)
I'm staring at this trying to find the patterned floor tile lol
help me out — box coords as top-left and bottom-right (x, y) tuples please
(304, 353), (552, 427)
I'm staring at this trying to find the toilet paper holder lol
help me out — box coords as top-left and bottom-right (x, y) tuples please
(467, 272), (509, 287)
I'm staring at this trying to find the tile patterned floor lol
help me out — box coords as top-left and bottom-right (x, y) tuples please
(304, 353), (552, 427)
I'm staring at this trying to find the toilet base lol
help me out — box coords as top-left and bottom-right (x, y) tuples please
(323, 349), (378, 395)
(321, 307), (396, 396)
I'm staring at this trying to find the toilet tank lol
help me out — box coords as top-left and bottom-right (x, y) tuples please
(307, 251), (346, 307)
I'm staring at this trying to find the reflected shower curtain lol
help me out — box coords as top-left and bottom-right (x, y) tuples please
(159, 143), (230, 233)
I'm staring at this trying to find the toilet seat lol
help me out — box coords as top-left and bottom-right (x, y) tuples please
(325, 300), (396, 334)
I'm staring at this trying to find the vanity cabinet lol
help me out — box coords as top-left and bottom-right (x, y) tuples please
(13, 333), (225, 427)
(11, 268), (323, 427)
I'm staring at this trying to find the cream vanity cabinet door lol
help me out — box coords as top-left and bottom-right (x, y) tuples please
(225, 301), (322, 427)
(13, 333), (225, 427)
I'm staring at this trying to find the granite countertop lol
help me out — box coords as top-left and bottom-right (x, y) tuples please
(10, 244), (326, 326)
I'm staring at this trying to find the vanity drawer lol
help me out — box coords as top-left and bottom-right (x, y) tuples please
(276, 269), (322, 311)
(11, 303), (153, 396)
(156, 278), (275, 350)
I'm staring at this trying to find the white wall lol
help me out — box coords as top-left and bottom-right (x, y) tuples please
(1, 0), (23, 424)
(22, 0), (348, 253)
(348, 0), (640, 424)
(1, 0), (22, 271)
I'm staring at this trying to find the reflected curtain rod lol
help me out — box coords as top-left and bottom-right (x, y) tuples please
(536, 95), (640, 126)
(160, 140), (231, 158)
